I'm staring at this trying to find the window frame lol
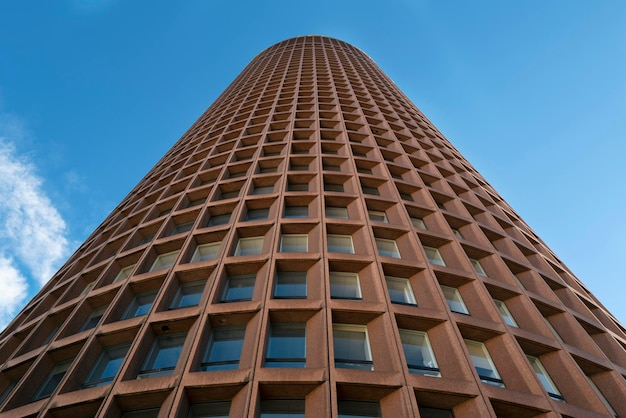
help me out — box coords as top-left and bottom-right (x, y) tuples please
(234, 236), (264, 256)
(138, 333), (187, 378)
(265, 323), (306, 368)
(200, 326), (246, 371)
(464, 339), (504, 387)
(150, 250), (179, 272)
(440, 285), (469, 315)
(332, 324), (373, 370)
(221, 274), (256, 302)
(191, 242), (221, 262)
(327, 234), (354, 254)
(375, 238), (401, 258)
(527, 355), (563, 401)
(274, 271), (307, 299)
(329, 271), (362, 300)
(493, 299), (518, 327)
(82, 343), (130, 388)
(385, 276), (416, 306)
(470, 258), (487, 276)
(279, 234), (308, 253)
(32, 359), (73, 401)
(399, 329), (440, 377)
(423, 246), (445, 266)
(169, 280), (206, 309)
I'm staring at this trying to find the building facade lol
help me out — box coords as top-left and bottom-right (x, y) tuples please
(0, 36), (624, 417)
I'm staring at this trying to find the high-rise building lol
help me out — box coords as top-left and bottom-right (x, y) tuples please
(0, 35), (624, 418)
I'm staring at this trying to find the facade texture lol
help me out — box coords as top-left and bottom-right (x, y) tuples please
(0, 36), (625, 418)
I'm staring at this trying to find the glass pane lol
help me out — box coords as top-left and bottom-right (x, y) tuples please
(275, 272), (307, 298)
(326, 206), (348, 219)
(235, 237), (263, 256)
(375, 238), (400, 258)
(202, 326), (245, 371)
(260, 399), (305, 417)
(494, 299), (517, 327)
(330, 272), (361, 299)
(333, 325), (372, 370)
(527, 356), (561, 398)
(280, 235), (308, 252)
(246, 208), (269, 220)
(191, 243), (221, 262)
(411, 217), (427, 230)
(150, 251), (179, 271)
(188, 401), (231, 418)
(171, 281), (205, 308)
(141, 334), (186, 377)
(327, 235), (354, 253)
(83, 344), (130, 387)
(465, 340), (502, 386)
(399, 330), (439, 376)
(423, 246), (445, 266)
(284, 206), (308, 218)
(207, 213), (231, 226)
(368, 211), (387, 222)
(266, 323), (306, 367)
(385, 277), (416, 305)
(222, 274), (255, 301)
(441, 285), (469, 314)
(470, 258), (487, 276)
(337, 400), (381, 417)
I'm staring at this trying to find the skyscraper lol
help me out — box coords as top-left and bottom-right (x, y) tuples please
(0, 35), (624, 417)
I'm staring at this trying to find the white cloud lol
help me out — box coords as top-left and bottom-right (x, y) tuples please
(0, 137), (70, 285)
(0, 255), (28, 331)
(0, 113), (71, 331)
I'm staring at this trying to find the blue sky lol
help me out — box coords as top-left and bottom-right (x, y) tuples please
(0, 1), (624, 330)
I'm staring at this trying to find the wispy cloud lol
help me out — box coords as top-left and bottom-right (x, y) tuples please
(0, 113), (70, 330)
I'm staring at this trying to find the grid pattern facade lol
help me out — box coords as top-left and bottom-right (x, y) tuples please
(0, 36), (625, 418)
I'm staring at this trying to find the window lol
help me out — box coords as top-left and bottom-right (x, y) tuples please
(418, 407), (454, 418)
(234, 237), (264, 256)
(82, 343), (130, 388)
(411, 217), (427, 230)
(333, 324), (372, 370)
(260, 400), (305, 418)
(80, 281), (95, 296)
(80, 305), (107, 331)
(284, 205), (308, 218)
(451, 228), (463, 239)
(324, 182), (344, 192)
(440, 285), (469, 314)
(274, 271), (307, 298)
(246, 208), (269, 221)
(287, 182), (309, 192)
(191, 242), (221, 262)
(121, 409), (160, 418)
(423, 246), (445, 266)
(266, 323), (306, 368)
(171, 221), (194, 235)
(290, 164), (308, 171)
(330, 272), (362, 300)
(337, 400), (381, 417)
(170, 281), (205, 309)
(138, 333), (186, 378)
(124, 290), (157, 318)
(327, 234), (354, 254)
(113, 264), (136, 283)
(32, 359), (72, 400)
(207, 213), (231, 226)
(280, 234), (308, 252)
(464, 340), (503, 387)
(221, 274), (255, 302)
(399, 330), (439, 376)
(584, 375), (618, 417)
(219, 190), (239, 200)
(187, 401), (231, 418)
(361, 185), (379, 196)
(0, 380), (16, 405)
(253, 185), (274, 195)
(493, 299), (517, 327)
(201, 326), (245, 371)
(150, 251), (179, 271)
(527, 355), (563, 400)
(375, 238), (400, 258)
(326, 206), (348, 219)
(189, 198), (206, 207)
(470, 258), (487, 276)
(385, 276), (416, 305)
(368, 210), (387, 223)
